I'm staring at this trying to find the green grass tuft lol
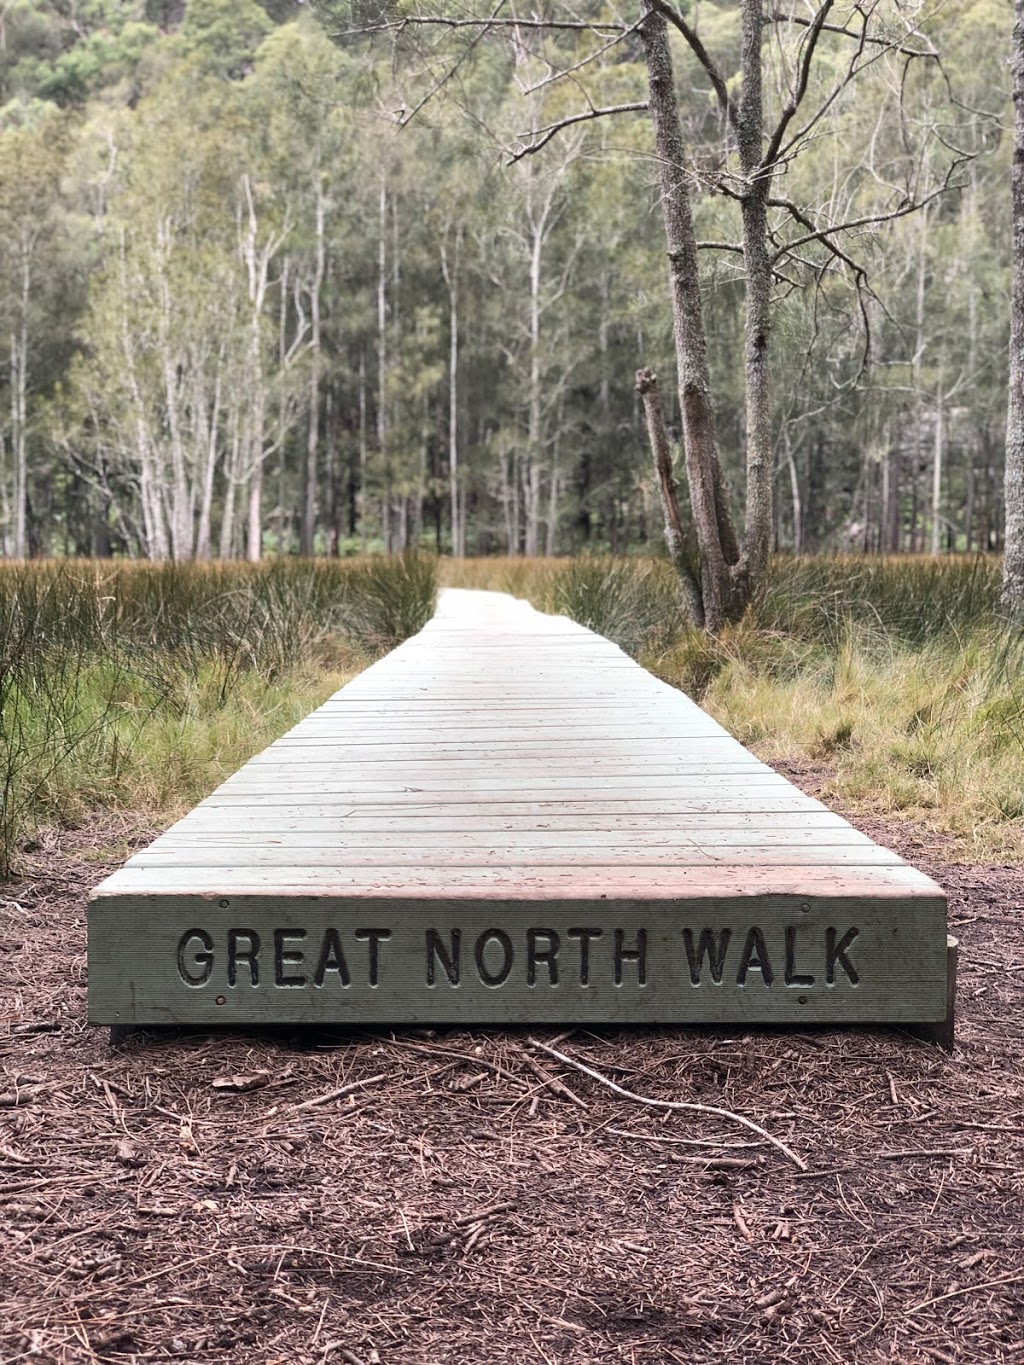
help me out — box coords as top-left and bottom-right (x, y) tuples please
(0, 556), (437, 878)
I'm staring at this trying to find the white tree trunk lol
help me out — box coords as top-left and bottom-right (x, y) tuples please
(1005, 0), (1024, 617)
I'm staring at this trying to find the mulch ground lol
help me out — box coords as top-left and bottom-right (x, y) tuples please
(1, 793), (1022, 1365)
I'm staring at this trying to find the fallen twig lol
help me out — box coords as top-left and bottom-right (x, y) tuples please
(878, 1148), (972, 1159)
(286, 1074), (387, 1114)
(510, 1044), (588, 1110)
(529, 1039), (808, 1172)
(908, 1270), (1024, 1313)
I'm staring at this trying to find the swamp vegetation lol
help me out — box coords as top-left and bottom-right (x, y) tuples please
(1, 554), (1021, 877)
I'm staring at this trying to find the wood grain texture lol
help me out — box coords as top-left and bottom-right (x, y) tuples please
(87, 588), (949, 1026)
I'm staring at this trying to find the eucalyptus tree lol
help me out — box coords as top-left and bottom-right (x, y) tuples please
(317, 1), (973, 627)
(0, 107), (68, 558)
(1006, 0), (1024, 619)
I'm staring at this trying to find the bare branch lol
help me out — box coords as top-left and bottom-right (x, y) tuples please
(768, 169), (969, 264)
(339, 15), (626, 37)
(762, 0), (835, 172)
(508, 102), (648, 162)
(643, 0), (739, 131)
(398, 0), (507, 127)
(521, 17), (648, 95)
(768, 9), (938, 59)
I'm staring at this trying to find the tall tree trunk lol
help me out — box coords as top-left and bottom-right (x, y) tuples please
(10, 326), (25, 559)
(524, 175), (545, 558)
(784, 427), (802, 553)
(440, 227), (463, 556)
(377, 171), (391, 552)
(931, 386), (944, 555)
(545, 400), (562, 556)
(737, 0), (772, 591)
(11, 242), (30, 558)
(195, 371), (221, 559)
(301, 168), (326, 557)
(358, 348), (368, 551)
(219, 412), (240, 559)
(640, 5), (738, 632)
(1005, 0), (1024, 618)
(636, 368), (703, 623)
(325, 385), (339, 556)
(0, 429), (10, 556)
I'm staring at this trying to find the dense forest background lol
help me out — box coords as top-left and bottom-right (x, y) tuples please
(0, 0), (1011, 560)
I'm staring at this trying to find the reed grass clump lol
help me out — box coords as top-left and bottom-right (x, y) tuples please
(0, 556), (437, 876)
(443, 553), (1021, 858)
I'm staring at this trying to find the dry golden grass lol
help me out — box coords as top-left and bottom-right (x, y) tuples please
(444, 555), (1023, 861)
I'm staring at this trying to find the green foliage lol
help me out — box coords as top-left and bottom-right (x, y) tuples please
(0, 557), (437, 877)
(339, 552), (438, 653)
(178, 0), (274, 79)
(551, 557), (685, 658)
(450, 553), (1023, 858)
(0, 0), (1015, 565)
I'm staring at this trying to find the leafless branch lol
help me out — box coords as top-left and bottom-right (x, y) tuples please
(398, 0), (507, 127)
(339, 15), (626, 37)
(762, 0), (835, 172)
(768, 167), (968, 264)
(643, 0), (739, 131)
(772, 194), (877, 374)
(521, 17), (647, 95)
(769, 8), (938, 59)
(508, 102), (648, 162)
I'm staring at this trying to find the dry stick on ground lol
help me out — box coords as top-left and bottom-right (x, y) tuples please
(908, 1270), (1024, 1313)
(285, 1073), (387, 1114)
(529, 1039), (809, 1173)
(509, 1043), (589, 1110)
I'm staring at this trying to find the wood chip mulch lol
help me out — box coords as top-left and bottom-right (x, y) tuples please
(1, 807), (1022, 1365)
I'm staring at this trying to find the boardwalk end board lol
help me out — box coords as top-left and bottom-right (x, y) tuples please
(88, 591), (953, 1037)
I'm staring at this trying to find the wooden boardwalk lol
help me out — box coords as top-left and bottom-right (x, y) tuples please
(88, 589), (950, 1028)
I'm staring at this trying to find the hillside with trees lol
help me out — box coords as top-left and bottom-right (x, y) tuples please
(0, 0), (1012, 563)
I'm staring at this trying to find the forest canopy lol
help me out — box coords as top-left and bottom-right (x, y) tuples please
(0, 0), (1012, 561)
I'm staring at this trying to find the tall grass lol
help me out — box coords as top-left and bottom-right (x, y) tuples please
(0, 556), (436, 876)
(442, 554), (1022, 859)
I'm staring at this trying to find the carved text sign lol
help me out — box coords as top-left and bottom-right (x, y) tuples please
(88, 896), (949, 1025)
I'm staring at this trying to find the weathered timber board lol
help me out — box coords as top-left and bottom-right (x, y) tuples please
(88, 894), (946, 1026)
(88, 588), (949, 1027)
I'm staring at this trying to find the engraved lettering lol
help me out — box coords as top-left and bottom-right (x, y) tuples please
(614, 929), (647, 986)
(682, 928), (731, 985)
(314, 928), (351, 987)
(826, 927), (860, 984)
(736, 927), (774, 986)
(567, 927), (602, 986)
(784, 926), (815, 987)
(176, 929), (214, 987)
(474, 929), (513, 987)
(355, 928), (392, 986)
(527, 928), (560, 986)
(426, 928), (461, 986)
(274, 929), (307, 988)
(227, 929), (260, 987)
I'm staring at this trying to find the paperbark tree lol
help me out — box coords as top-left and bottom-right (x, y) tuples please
(1005, 0), (1024, 621)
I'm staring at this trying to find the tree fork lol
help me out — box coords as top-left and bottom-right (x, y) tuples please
(635, 367), (704, 626)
